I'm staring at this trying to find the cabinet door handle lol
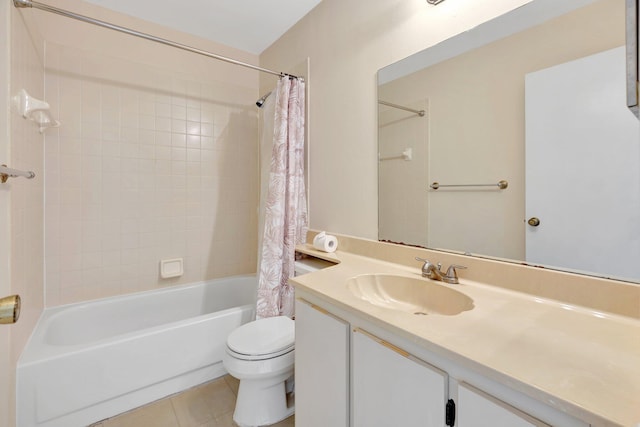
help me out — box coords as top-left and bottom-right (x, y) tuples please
(446, 399), (456, 427)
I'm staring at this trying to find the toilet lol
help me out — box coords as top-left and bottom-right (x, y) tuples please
(223, 257), (333, 427)
(223, 315), (295, 427)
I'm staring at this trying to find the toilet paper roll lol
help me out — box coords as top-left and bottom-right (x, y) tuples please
(312, 231), (338, 253)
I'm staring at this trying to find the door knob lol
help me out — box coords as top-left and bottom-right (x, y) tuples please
(0, 295), (21, 324)
(527, 217), (540, 227)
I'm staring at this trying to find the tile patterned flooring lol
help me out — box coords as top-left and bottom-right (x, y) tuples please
(91, 376), (295, 427)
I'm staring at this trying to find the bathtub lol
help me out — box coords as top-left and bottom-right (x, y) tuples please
(17, 275), (256, 427)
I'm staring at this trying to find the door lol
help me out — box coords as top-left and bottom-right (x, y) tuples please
(457, 383), (550, 427)
(525, 46), (640, 280)
(352, 328), (447, 427)
(295, 299), (350, 427)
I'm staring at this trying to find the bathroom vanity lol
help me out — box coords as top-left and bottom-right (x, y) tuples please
(291, 235), (640, 427)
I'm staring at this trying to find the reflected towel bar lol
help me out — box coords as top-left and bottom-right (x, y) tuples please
(378, 100), (425, 117)
(0, 164), (36, 183)
(379, 148), (412, 162)
(430, 180), (508, 190)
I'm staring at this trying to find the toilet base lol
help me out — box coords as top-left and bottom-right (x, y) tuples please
(233, 374), (294, 427)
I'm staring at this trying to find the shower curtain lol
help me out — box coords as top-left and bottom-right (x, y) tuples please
(256, 91), (276, 276)
(256, 77), (308, 319)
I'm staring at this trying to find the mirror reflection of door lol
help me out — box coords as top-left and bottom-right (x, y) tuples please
(525, 46), (640, 280)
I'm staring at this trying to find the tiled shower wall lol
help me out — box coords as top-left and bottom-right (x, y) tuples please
(44, 43), (259, 306)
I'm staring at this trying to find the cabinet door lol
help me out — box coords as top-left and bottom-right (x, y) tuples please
(352, 328), (447, 427)
(295, 299), (350, 427)
(457, 383), (550, 427)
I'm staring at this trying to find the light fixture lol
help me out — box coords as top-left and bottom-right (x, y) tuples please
(426, 0), (446, 4)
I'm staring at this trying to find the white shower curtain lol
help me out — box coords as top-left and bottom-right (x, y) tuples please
(256, 77), (308, 319)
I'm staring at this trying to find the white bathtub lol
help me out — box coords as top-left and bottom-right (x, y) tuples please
(17, 275), (257, 427)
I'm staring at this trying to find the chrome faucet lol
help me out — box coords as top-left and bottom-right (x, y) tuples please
(415, 257), (467, 284)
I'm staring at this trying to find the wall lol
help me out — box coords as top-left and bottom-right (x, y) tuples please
(260, 0), (534, 239)
(21, 0), (264, 306)
(2, 3), (47, 426)
(0, 2), (11, 425)
(9, 0), (46, 362)
(377, 0), (623, 260)
(44, 43), (259, 305)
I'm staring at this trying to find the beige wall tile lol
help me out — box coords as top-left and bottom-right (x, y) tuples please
(44, 41), (259, 306)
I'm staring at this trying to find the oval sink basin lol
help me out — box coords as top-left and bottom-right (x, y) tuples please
(346, 274), (474, 316)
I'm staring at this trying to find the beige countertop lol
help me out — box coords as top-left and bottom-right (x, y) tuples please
(292, 244), (640, 427)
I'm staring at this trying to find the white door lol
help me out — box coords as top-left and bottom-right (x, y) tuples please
(352, 328), (447, 427)
(525, 46), (640, 280)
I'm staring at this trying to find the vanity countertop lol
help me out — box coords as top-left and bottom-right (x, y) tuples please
(292, 244), (640, 427)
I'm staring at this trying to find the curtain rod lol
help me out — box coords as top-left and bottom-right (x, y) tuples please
(13, 0), (301, 80)
(378, 100), (425, 117)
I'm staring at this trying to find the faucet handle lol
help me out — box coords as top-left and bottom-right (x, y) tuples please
(444, 264), (467, 284)
(415, 257), (431, 268)
(415, 257), (438, 269)
(415, 257), (434, 277)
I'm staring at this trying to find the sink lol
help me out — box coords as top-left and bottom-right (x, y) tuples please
(346, 274), (474, 316)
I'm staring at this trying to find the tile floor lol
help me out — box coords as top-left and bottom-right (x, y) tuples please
(91, 376), (295, 427)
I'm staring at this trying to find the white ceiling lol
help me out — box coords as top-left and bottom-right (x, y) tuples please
(82, 0), (323, 54)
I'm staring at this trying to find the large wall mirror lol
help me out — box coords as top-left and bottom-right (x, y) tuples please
(378, 0), (640, 282)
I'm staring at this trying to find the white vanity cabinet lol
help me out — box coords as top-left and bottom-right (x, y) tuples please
(457, 383), (550, 427)
(351, 328), (448, 427)
(295, 294), (589, 427)
(294, 298), (350, 427)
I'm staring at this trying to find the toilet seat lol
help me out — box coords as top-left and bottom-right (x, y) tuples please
(226, 316), (294, 361)
(227, 345), (294, 361)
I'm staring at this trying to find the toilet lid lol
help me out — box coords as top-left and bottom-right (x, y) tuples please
(227, 316), (295, 357)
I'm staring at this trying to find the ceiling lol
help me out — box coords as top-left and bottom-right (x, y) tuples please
(82, 0), (323, 55)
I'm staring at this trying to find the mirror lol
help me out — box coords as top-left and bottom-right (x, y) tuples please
(378, 0), (640, 282)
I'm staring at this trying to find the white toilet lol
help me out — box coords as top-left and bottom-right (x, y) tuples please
(223, 315), (295, 427)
